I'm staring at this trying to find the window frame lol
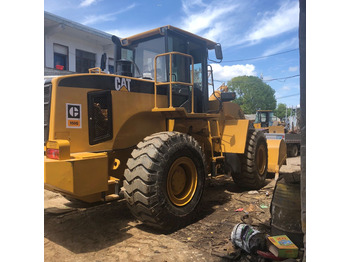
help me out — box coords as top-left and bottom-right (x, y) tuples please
(76, 49), (96, 73)
(53, 43), (69, 71)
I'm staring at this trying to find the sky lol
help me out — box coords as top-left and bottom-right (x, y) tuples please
(44, 0), (301, 108)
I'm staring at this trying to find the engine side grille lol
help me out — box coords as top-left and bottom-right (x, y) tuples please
(44, 82), (52, 144)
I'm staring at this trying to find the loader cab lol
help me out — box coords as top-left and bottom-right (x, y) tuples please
(255, 110), (275, 128)
(115, 25), (221, 113)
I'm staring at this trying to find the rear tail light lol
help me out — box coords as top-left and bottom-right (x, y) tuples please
(46, 148), (60, 160)
(46, 140), (70, 160)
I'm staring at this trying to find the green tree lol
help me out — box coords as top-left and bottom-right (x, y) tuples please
(227, 76), (277, 114)
(274, 103), (293, 121)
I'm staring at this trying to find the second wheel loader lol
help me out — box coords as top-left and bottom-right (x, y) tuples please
(254, 110), (300, 157)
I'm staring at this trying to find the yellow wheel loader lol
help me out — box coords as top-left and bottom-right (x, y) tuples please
(44, 25), (286, 230)
(253, 110), (300, 157)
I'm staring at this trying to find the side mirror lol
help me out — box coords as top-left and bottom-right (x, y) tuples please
(111, 35), (122, 74)
(215, 43), (223, 60)
(111, 35), (120, 45)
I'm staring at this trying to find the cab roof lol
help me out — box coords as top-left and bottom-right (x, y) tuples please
(120, 25), (218, 49)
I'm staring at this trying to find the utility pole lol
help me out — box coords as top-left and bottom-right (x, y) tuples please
(285, 104), (288, 125)
(299, 0), (306, 260)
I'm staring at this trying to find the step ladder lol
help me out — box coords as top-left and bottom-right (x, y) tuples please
(207, 119), (225, 176)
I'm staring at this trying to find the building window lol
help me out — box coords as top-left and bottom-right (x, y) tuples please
(76, 49), (96, 73)
(53, 44), (68, 70)
(108, 58), (114, 73)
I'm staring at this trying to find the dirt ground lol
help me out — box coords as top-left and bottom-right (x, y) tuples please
(44, 157), (301, 261)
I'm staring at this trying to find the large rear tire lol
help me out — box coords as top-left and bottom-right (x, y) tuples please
(123, 132), (206, 231)
(231, 130), (268, 189)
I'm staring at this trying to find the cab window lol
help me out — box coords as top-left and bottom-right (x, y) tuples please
(122, 36), (166, 81)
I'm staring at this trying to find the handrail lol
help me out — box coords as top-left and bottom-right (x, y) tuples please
(88, 67), (106, 74)
(153, 52), (195, 113)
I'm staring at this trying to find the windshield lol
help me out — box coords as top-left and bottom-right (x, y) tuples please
(255, 112), (268, 127)
(122, 36), (167, 81)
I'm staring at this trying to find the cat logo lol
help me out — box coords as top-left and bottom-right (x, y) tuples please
(115, 77), (131, 92)
(66, 103), (82, 128)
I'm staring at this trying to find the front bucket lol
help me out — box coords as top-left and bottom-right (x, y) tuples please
(266, 139), (287, 173)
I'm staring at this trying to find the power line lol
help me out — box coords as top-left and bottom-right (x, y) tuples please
(263, 74), (300, 82)
(213, 74), (300, 84)
(218, 48), (299, 63)
(213, 78), (300, 100)
(276, 93), (300, 99)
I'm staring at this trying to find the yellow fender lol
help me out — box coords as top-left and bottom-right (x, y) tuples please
(266, 139), (287, 174)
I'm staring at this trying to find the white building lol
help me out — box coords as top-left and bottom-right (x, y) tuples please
(44, 11), (115, 76)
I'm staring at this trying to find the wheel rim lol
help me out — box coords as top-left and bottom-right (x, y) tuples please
(167, 157), (198, 206)
(257, 144), (267, 175)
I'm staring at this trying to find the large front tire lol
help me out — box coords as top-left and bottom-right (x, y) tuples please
(231, 130), (268, 189)
(123, 132), (206, 231)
